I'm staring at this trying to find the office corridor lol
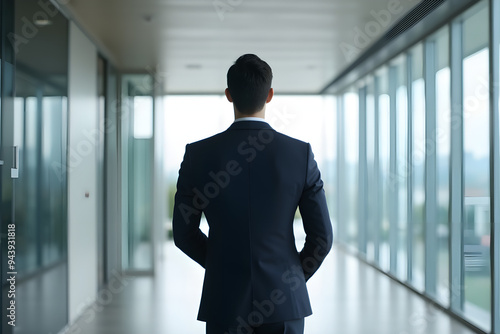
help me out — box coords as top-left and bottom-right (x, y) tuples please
(2, 1), (500, 334)
(69, 239), (477, 334)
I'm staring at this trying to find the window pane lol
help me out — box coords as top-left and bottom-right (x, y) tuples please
(395, 57), (408, 281)
(13, 1), (69, 332)
(344, 91), (359, 249)
(326, 96), (337, 242)
(134, 96), (153, 138)
(122, 74), (155, 271)
(378, 68), (390, 271)
(434, 27), (451, 306)
(461, 4), (491, 330)
(410, 44), (425, 291)
(366, 79), (377, 262)
(462, 46), (491, 331)
(41, 97), (67, 266)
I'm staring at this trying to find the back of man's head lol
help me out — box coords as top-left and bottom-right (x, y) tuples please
(227, 54), (273, 115)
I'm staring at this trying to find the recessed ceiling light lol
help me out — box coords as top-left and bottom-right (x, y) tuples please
(34, 19), (52, 26)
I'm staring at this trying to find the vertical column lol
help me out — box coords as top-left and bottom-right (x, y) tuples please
(336, 96), (345, 243)
(104, 65), (121, 280)
(489, 0), (500, 331)
(389, 66), (398, 274)
(407, 52), (414, 282)
(120, 78), (131, 269)
(358, 86), (367, 255)
(449, 19), (465, 312)
(373, 77), (380, 263)
(153, 71), (166, 273)
(97, 56), (106, 289)
(424, 40), (437, 297)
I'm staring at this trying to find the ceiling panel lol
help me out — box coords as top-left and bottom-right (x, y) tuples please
(62, 0), (422, 94)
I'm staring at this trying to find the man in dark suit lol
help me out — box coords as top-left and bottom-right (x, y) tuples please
(173, 54), (333, 334)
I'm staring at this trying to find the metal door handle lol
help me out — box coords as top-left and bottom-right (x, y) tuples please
(11, 146), (18, 179)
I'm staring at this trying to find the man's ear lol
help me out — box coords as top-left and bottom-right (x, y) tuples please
(266, 88), (274, 103)
(225, 88), (233, 102)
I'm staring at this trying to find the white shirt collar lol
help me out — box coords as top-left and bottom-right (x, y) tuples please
(234, 117), (267, 123)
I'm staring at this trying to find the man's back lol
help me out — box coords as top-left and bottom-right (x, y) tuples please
(173, 120), (332, 328)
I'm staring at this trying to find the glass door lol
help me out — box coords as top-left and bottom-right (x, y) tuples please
(1, 1), (70, 333)
(1, 1), (16, 333)
(121, 74), (155, 274)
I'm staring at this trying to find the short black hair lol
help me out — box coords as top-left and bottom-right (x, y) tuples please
(227, 54), (273, 115)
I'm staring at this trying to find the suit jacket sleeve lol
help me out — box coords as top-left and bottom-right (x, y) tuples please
(298, 143), (333, 281)
(172, 144), (207, 268)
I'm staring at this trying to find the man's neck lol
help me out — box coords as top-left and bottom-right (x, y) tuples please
(234, 109), (265, 120)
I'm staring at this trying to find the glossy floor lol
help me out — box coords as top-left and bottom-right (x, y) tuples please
(70, 241), (479, 334)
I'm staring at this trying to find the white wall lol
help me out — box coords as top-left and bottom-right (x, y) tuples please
(67, 22), (98, 323)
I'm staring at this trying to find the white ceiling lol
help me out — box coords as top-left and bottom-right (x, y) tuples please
(62, 0), (422, 94)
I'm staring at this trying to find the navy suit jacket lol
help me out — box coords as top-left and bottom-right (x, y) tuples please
(173, 120), (333, 327)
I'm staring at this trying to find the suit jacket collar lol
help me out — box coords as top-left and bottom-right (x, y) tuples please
(227, 120), (273, 131)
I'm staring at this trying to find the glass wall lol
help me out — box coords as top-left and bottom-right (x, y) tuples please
(326, 97), (338, 243)
(461, 4), (491, 329)
(377, 67), (390, 271)
(333, 0), (498, 331)
(97, 55), (106, 289)
(11, 1), (69, 333)
(103, 62), (121, 285)
(343, 91), (359, 249)
(409, 43), (426, 291)
(433, 27), (451, 306)
(97, 55), (120, 289)
(121, 74), (155, 273)
(365, 78), (377, 263)
(394, 56), (408, 281)
(0, 3), (15, 332)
